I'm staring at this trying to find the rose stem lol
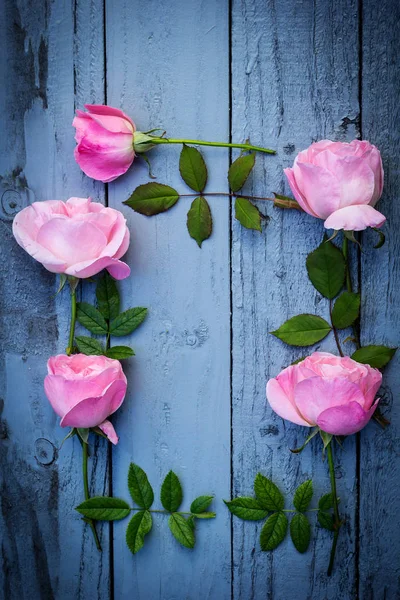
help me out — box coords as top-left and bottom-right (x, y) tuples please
(326, 440), (342, 576)
(179, 192), (276, 202)
(82, 440), (102, 551)
(66, 281), (78, 356)
(342, 235), (360, 349)
(329, 299), (344, 357)
(150, 137), (276, 154)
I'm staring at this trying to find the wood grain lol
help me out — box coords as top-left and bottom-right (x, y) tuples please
(0, 1), (109, 598)
(231, 0), (360, 598)
(359, 1), (400, 598)
(105, 1), (231, 597)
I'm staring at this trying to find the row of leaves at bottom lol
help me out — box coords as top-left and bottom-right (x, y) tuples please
(76, 464), (335, 556)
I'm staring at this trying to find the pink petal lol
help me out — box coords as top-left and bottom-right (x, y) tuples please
(60, 379), (127, 428)
(294, 376), (366, 425)
(37, 218), (107, 264)
(66, 256), (130, 279)
(98, 211), (129, 259)
(294, 162), (341, 218)
(44, 374), (106, 417)
(317, 400), (378, 435)
(98, 420), (119, 445)
(74, 137), (134, 183)
(324, 204), (386, 231)
(284, 168), (316, 216)
(266, 378), (310, 426)
(84, 104), (135, 129)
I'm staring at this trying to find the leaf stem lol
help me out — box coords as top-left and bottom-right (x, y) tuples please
(326, 441), (342, 576)
(179, 192), (276, 202)
(329, 299), (344, 357)
(82, 441), (102, 551)
(150, 137), (276, 155)
(342, 235), (361, 350)
(66, 283), (78, 355)
(128, 507), (210, 517)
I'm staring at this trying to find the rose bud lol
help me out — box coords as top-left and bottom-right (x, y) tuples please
(12, 196), (130, 280)
(73, 104), (136, 182)
(44, 354), (128, 444)
(266, 352), (382, 435)
(284, 140), (385, 231)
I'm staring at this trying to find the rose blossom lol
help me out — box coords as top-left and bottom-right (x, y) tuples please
(266, 352), (382, 435)
(73, 104), (136, 182)
(12, 196), (130, 280)
(44, 354), (127, 444)
(284, 140), (385, 231)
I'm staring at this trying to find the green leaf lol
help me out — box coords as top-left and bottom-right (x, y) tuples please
(76, 497), (131, 521)
(96, 272), (120, 320)
(306, 240), (346, 299)
(372, 227), (385, 249)
(161, 471), (183, 512)
(77, 302), (108, 335)
(127, 463), (154, 509)
(260, 512), (288, 551)
(105, 346), (135, 359)
(290, 513), (311, 553)
(228, 153), (255, 192)
(186, 197), (212, 247)
(254, 474), (284, 511)
(331, 292), (361, 329)
(75, 336), (105, 356)
(179, 145), (208, 192)
(187, 515), (196, 530)
(293, 480), (313, 512)
(351, 345), (397, 369)
(124, 182), (180, 215)
(168, 513), (195, 549)
(190, 495), (214, 514)
(318, 493), (334, 511)
(193, 512), (216, 519)
(234, 197), (262, 231)
(318, 511), (334, 531)
(109, 308), (148, 337)
(77, 428), (89, 443)
(126, 510), (152, 554)
(271, 314), (332, 347)
(224, 497), (268, 521)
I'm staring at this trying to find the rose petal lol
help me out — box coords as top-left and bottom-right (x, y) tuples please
(317, 400), (378, 435)
(294, 376), (366, 425)
(37, 218), (107, 264)
(294, 163), (341, 218)
(284, 168), (316, 216)
(60, 379), (127, 428)
(84, 104), (135, 129)
(66, 256), (131, 279)
(324, 204), (386, 231)
(266, 377), (310, 426)
(98, 419), (119, 444)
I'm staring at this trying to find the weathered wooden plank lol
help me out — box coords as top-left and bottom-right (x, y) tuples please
(105, 1), (231, 597)
(231, 0), (360, 598)
(359, 1), (400, 598)
(0, 1), (109, 598)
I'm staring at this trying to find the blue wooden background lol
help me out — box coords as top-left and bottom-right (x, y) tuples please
(0, 0), (399, 598)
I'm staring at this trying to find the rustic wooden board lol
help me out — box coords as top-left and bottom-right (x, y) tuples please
(105, 1), (231, 598)
(0, 1), (110, 598)
(359, 1), (400, 598)
(230, 1), (361, 598)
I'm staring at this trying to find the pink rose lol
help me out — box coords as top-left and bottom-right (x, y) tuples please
(284, 140), (385, 231)
(12, 197), (130, 280)
(44, 354), (128, 444)
(73, 104), (135, 182)
(266, 352), (382, 435)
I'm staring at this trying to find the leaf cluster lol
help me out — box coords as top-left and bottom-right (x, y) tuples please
(124, 146), (264, 247)
(75, 463), (215, 554)
(271, 239), (396, 368)
(75, 272), (147, 360)
(225, 475), (337, 553)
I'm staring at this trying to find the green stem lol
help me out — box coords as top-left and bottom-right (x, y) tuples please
(82, 442), (102, 551)
(326, 441), (342, 576)
(329, 299), (344, 357)
(179, 192), (276, 202)
(342, 235), (361, 350)
(150, 137), (276, 155)
(128, 508), (200, 516)
(66, 285), (77, 355)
